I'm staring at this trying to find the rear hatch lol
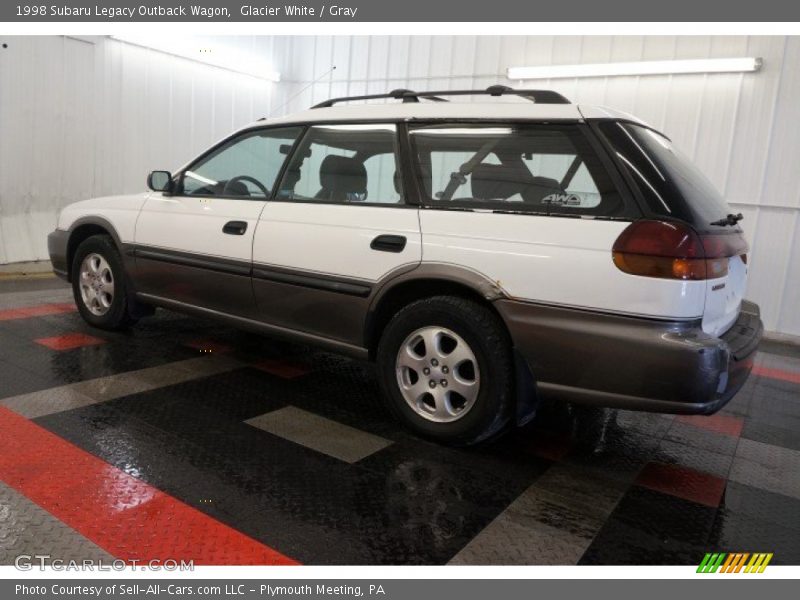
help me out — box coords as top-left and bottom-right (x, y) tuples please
(597, 121), (750, 336)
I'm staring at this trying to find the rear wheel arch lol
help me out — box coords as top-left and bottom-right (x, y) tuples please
(375, 294), (516, 444)
(365, 271), (510, 359)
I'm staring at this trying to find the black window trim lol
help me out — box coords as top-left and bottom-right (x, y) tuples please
(166, 117), (642, 218)
(587, 118), (680, 223)
(168, 117), (585, 205)
(579, 120), (642, 221)
(169, 118), (419, 207)
(405, 119), (641, 221)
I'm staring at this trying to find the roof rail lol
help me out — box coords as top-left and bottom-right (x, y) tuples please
(310, 85), (570, 108)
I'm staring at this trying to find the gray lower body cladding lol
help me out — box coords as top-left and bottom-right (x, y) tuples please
(49, 226), (763, 416)
(495, 299), (763, 415)
(47, 229), (70, 280)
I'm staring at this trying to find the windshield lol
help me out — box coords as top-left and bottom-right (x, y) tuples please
(600, 122), (736, 230)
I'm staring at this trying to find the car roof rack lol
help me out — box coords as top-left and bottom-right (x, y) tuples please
(310, 85), (570, 108)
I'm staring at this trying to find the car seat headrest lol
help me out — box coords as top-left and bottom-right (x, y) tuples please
(319, 155), (367, 199)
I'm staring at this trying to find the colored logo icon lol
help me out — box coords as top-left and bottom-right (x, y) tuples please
(697, 553), (773, 573)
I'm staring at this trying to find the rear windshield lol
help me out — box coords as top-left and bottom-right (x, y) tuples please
(599, 122), (736, 230)
(409, 123), (636, 218)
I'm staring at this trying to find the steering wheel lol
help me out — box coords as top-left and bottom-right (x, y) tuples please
(223, 175), (269, 198)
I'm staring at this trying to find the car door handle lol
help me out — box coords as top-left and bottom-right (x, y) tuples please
(370, 234), (407, 253)
(223, 221), (248, 235)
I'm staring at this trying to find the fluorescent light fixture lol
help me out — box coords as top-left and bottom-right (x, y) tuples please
(507, 57), (762, 81)
(110, 35), (280, 82)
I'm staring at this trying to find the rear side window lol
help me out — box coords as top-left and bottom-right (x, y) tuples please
(409, 123), (633, 218)
(277, 124), (403, 204)
(180, 127), (302, 198)
(598, 122), (735, 230)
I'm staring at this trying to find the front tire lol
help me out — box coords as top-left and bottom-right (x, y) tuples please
(376, 295), (514, 445)
(71, 234), (137, 330)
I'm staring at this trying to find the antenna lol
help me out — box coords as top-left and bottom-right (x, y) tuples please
(264, 65), (337, 119)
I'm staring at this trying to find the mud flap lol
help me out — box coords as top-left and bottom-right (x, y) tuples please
(514, 349), (540, 426)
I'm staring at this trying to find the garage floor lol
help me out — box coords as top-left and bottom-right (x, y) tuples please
(1, 274), (800, 566)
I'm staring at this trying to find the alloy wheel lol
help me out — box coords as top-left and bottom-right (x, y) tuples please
(79, 253), (115, 316)
(395, 326), (481, 423)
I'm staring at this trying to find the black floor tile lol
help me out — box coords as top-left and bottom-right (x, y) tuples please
(112, 367), (292, 423)
(0, 277), (69, 294)
(603, 486), (718, 548)
(746, 409), (800, 432)
(663, 421), (739, 456)
(358, 436), (551, 504)
(565, 426), (660, 485)
(741, 420), (800, 453)
(272, 358), (405, 440)
(0, 359), (54, 398)
(654, 438), (734, 478)
(579, 518), (706, 565)
(749, 388), (800, 415)
(720, 480), (800, 531)
(710, 509), (800, 564)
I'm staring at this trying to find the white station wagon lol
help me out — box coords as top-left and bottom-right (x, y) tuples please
(49, 86), (763, 445)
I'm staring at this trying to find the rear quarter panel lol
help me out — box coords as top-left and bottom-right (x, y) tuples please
(420, 209), (706, 320)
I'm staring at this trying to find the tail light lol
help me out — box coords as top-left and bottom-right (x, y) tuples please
(612, 220), (748, 281)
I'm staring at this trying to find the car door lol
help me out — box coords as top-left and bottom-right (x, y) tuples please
(252, 123), (422, 346)
(133, 126), (303, 317)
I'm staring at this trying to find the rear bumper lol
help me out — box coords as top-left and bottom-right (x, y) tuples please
(495, 299), (763, 415)
(47, 229), (70, 281)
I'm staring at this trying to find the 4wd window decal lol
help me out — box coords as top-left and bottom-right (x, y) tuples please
(540, 191), (603, 208)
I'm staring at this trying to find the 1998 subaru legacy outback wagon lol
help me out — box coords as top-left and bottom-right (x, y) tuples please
(49, 86), (763, 445)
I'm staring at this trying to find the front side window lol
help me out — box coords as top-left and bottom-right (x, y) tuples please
(180, 127), (303, 198)
(276, 124), (403, 204)
(409, 123), (631, 217)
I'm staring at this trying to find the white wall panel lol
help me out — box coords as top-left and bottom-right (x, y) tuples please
(1, 35), (798, 336)
(0, 35), (286, 265)
(0, 36), (95, 264)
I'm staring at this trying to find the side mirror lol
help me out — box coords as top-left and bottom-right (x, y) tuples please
(147, 170), (173, 193)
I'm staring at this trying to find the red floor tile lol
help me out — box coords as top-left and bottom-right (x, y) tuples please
(635, 461), (726, 508)
(34, 332), (106, 351)
(0, 407), (298, 565)
(0, 302), (75, 321)
(185, 339), (233, 354)
(753, 366), (800, 385)
(676, 412), (744, 437)
(255, 358), (310, 379)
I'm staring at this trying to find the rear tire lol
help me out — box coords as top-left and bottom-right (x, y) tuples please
(376, 295), (514, 445)
(71, 234), (138, 330)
